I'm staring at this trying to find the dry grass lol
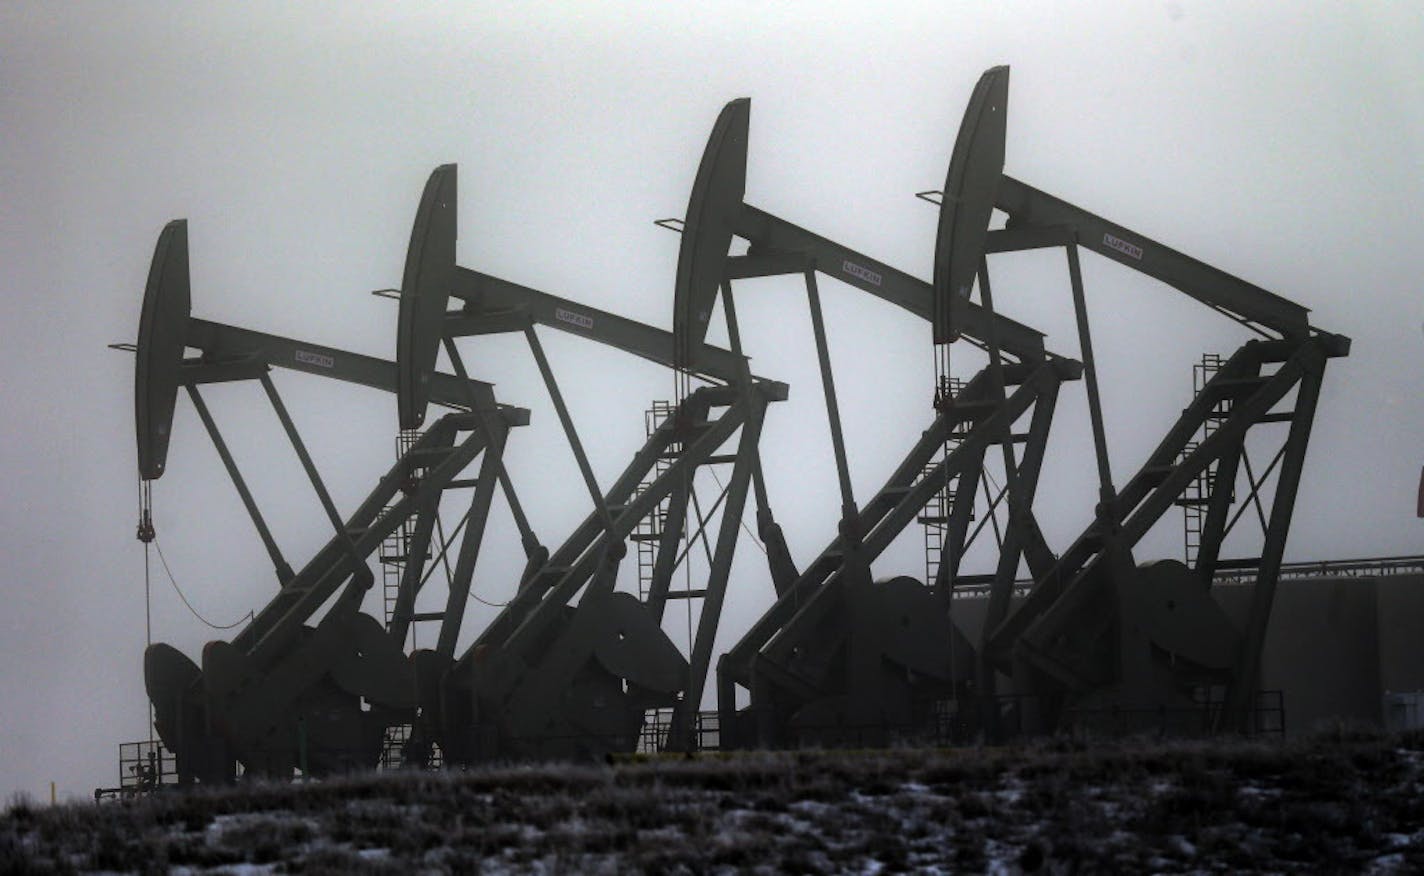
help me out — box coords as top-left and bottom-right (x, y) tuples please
(7, 727), (1424, 873)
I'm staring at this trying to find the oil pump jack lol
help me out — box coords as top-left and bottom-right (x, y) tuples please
(664, 93), (1084, 749)
(128, 219), (530, 782)
(389, 165), (793, 762)
(931, 67), (1353, 735)
(120, 63), (1351, 780)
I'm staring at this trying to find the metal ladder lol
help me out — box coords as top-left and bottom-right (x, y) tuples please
(921, 377), (968, 586)
(635, 397), (701, 752)
(634, 400), (679, 601)
(381, 429), (422, 634)
(1180, 354), (1229, 565)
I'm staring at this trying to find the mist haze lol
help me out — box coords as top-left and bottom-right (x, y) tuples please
(2, 2), (1421, 801)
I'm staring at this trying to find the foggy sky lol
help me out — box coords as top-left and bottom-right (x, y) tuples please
(2, 2), (1421, 802)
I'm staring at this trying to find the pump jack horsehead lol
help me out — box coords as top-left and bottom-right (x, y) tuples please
(929, 66), (1349, 736)
(130, 220), (531, 782)
(392, 165), (793, 762)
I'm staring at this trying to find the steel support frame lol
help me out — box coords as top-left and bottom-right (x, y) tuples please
(665, 397), (768, 751)
(198, 413), (513, 768)
(802, 268), (859, 529)
(231, 412), (507, 666)
(432, 422), (510, 658)
(184, 382), (295, 586)
(165, 397), (517, 777)
(718, 359), (1070, 748)
(1217, 361), (1325, 730)
(986, 337), (1341, 732)
(161, 310), (529, 664)
(386, 501), (441, 645)
(442, 380), (785, 758)
(181, 371), (516, 666)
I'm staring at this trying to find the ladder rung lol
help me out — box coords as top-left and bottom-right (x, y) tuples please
(406, 611), (444, 622)
(699, 454), (739, 466)
(665, 589), (708, 600)
(444, 478), (480, 490)
(918, 515), (949, 524)
(1258, 411), (1295, 424)
(629, 532), (662, 542)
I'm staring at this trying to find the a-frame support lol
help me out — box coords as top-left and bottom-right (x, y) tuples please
(986, 335), (1346, 733)
(718, 359), (1074, 747)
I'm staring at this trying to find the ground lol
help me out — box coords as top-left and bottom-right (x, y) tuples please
(6, 727), (1424, 873)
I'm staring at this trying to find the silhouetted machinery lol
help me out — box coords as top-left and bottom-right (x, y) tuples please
(667, 93), (1082, 748)
(696, 66), (1348, 746)
(130, 221), (530, 781)
(121, 65), (1349, 782)
(925, 68), (1350, 736)
(129, 164), (794, 778)
(390, 164), (792, 762)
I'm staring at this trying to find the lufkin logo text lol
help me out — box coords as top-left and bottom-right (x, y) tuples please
(295, 349), (335, 369)
(842, 260), (882, 287)
(1103, 232), (1144, 261)
(555, 307), (594, 330)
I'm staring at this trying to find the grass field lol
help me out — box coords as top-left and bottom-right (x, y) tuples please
(6, 727), (1424, 873)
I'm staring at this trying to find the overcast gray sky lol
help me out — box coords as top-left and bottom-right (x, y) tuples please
(3, 2), (1421, 802)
